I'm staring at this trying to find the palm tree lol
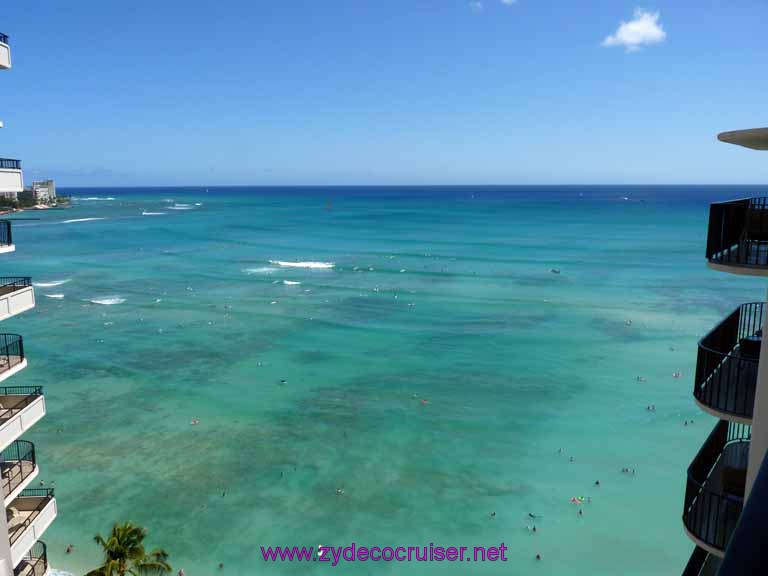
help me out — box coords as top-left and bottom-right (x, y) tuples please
(85, 521), (172, 576)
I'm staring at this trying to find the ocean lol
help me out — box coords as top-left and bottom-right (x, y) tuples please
(7, 185), (767, 575)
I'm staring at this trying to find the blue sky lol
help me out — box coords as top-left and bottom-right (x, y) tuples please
(1, 0), (767, 186)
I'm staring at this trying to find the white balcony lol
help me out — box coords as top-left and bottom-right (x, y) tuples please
(7, 489), (56, 568)
(0, 35), (10, 70)
(0, 159), (22, 198)
(0, 281), (34, 322)
(0, 389), (45, 452)
(0, 335), (26, 386)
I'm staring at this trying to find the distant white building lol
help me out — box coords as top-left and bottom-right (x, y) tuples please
(31, 180), (56, 203)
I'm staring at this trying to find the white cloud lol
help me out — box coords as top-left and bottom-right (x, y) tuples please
(602, 9), (666, 52)
(500, 0), (517, 4)
(469, 1), (483, 11)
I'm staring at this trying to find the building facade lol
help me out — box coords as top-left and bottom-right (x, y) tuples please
(0, 32), (56, 576)
(682, 127), (768, 575)
(30, 182), (55, 204)
(0, 34), (21, 203)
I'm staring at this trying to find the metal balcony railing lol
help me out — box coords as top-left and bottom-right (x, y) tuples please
(13, 541), (47, 576)
(707, 197), (768, 268)
(683, 420), (750, 553)
(0, 34), (8, 46)
(0, 334), (24, 377)
(0, 277), (31, 298)
(695, 302), (764, 419)
(0, 440), (36, 498)
(0, 159), (21, 171)
(0, 221), (12, 247)
(681, 546), (722, 575)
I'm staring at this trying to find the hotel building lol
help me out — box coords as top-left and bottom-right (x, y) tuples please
(0, 31), (56, 576)
(683, 128), (768, 575)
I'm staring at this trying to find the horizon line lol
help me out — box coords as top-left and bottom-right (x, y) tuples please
(55, 183), (768, 190)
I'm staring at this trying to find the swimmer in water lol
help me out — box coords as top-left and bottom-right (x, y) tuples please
(190, 418), (200, 426)
(66, 544), (74, 554)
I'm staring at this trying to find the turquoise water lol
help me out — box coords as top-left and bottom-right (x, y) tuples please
(6, 186), (768, 575)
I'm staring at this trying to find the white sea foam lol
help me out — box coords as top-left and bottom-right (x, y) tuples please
(194, 202), (203, 206)
(142, 211), (166, 216)
(78, 197), (115, 201)
(88, 297), (126, 305)
(44, 294), (64, 299)
(33, 279), (71, 287)
(243, 267), (277, 275)
(282, 280), (302, 285)
(168, 205), (195, 211)
(61, 217), (106, 224)
(269, 260), (335, 269)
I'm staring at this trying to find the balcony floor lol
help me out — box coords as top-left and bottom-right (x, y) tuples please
(0, 285), (24, 297)
(0, 394), (40, 424)
(14, 560), (46, 576)
(7, 496), (53, 545)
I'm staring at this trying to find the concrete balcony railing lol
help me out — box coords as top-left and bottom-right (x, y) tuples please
(694, 302), (764, 423)
(6, 489), (56, 567)
(0, 335), (26, 385)
(0, 441), (37, 506)
(683, 420), (750, 556)
(0, 387), (45, 452)
(0, 34), (10, 70)
(13, 541), (47, 576)
(0, 279), (34, 322)
(0, 160), (23, 197)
